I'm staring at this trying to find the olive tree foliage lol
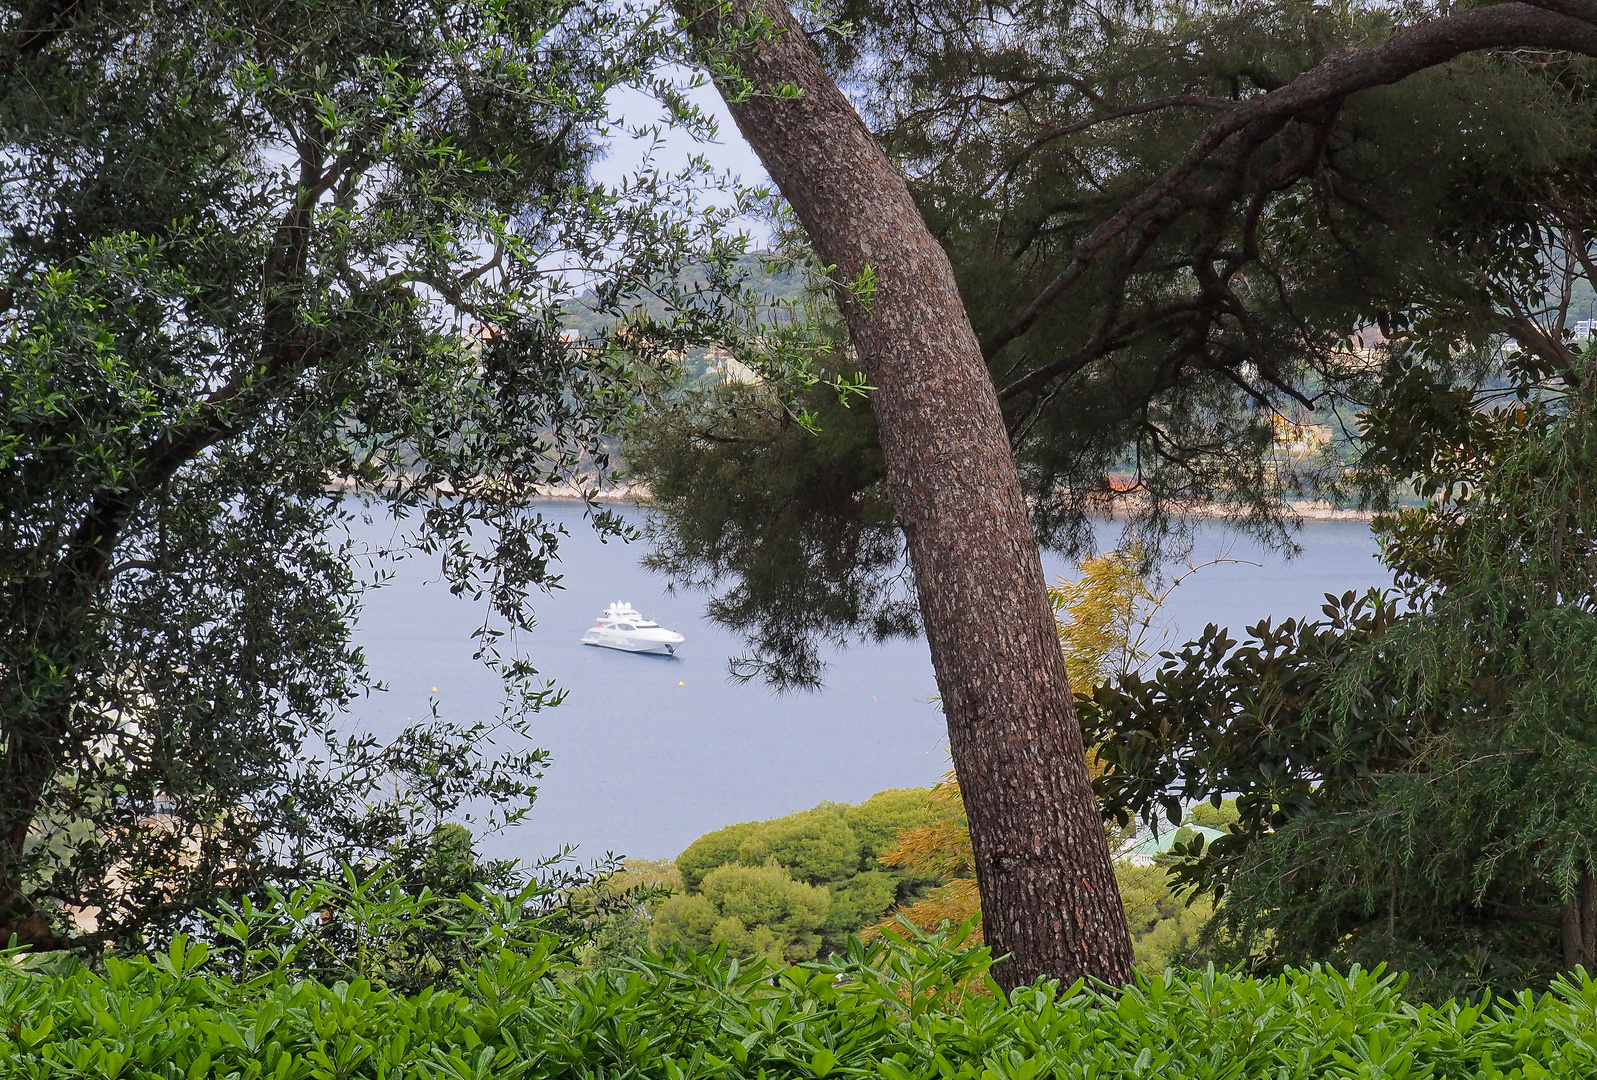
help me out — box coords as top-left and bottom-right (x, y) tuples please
(0, 0), (735, 948)
(626, 0), (1597, 687)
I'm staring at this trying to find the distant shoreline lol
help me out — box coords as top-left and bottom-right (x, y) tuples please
(1281, 499), (1373, 522)
(580, 492), (1374, 523)
(568, 491), (1373, 522)
(327, 476), (1372, 522)
(531, 482), (651, 504)
(324, 474), (651, 504)
(1160, 498), (1373, 523)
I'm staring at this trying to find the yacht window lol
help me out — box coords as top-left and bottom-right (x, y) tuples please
(614, 623), (635, 631)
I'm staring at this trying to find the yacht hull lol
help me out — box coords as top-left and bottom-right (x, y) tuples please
(581, 632), (679, 655)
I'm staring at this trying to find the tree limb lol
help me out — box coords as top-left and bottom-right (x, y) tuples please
(984, 2), (1597, 358)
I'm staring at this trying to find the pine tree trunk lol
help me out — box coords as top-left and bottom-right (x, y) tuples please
(1561, 872), (1597, 973)
(677, 0), (1134, 988)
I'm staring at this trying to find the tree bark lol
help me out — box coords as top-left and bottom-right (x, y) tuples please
(677, 1), (1134, 988)
(1561, 872), (1597, 972)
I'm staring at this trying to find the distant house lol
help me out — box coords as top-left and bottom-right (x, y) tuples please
(703, 347), (761, 385)
(1272, 415), (1332, 453)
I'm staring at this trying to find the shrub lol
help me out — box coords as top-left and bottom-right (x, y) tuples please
(652, 863), (830, 961)
(9, 924), (1597, 1079)
(822, 870), (900, 946)
(1186, 798), (1240, 831)
(668, 792), (942, 956)
(1133, 897), (1215, 973)
(736, 806), (860, 885)
(844, 789), (948, 866)
(566, 860), (682, 971)
(195, 865), (581, 993)
(677, 821), (766, 891)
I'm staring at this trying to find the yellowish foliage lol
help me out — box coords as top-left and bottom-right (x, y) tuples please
(593, 858), (681, 897)
(874, 878), (984, 943)
(872, 551), (1158, 947)
(875, 778), (971, 880)
(870, 776), (980, 941)
(1048, 548), (1152, 692)
(1133, 895), (1214, 973)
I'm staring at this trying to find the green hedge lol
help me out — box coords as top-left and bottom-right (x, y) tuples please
(6, 932), (1597, 1079)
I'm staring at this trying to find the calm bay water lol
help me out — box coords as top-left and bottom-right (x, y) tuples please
(346, 504), (1388, 866)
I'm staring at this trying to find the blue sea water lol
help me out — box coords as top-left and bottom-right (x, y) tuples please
(346, 504), (1389, 866)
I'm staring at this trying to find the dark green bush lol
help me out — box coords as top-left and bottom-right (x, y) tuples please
(190, 863), (595, 993)
(7, 920), (1597, 1079)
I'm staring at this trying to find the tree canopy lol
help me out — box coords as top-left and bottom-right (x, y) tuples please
(1086, 348), (1597, 997)
(653, 0), (1597, 984)
(657, 789), (941, 960)
(0, 0), (725, 948)
(632, 0), (1597, 686)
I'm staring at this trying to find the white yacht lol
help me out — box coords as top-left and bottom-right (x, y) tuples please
(580, 602), (684, 655)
